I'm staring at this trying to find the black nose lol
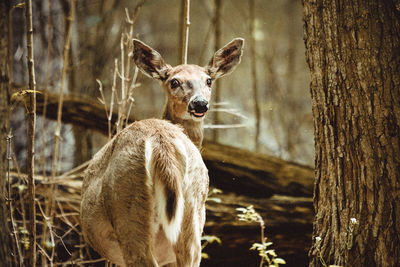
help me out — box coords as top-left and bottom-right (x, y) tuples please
(189, 97), (209, 113)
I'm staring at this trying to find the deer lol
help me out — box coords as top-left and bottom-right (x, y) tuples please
(80, 38), (244, 267)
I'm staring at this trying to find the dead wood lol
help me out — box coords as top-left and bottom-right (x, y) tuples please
(11, 172), (312, 266)
(14, 89), (314, 198)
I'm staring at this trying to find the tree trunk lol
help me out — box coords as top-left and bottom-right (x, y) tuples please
(303, 1), (400, 266)
(0, 1), (12, 265)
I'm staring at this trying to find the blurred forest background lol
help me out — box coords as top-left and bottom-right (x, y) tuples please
(6, 0), (315, 266)
(10, 0), (313, 172)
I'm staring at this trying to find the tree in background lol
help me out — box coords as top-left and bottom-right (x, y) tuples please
(0, 0), (12, 265)
(303, 0), (400, 266)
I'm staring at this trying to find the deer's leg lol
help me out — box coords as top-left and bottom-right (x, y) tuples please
(113, 197), (159, 267)
(173, 207), (202, 267)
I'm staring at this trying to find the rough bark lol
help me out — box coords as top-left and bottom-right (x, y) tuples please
(303, 1), (400, 266)
(0, 1), (12, 265)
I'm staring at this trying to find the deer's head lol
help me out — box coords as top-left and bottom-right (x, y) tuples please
(133, 38), (244, 123)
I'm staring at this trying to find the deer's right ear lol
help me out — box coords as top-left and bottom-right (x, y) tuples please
(133, 39), (171, 81)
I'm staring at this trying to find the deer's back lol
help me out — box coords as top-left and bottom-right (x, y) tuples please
(80, 118), (208, 266)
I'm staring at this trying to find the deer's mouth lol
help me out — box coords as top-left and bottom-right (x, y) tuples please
(190, 111), (206, 118)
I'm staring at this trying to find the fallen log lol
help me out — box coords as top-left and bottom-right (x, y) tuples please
(13, 89), (315, 266)
(11, 86), (134, 134)
(11, 172), (312, 267)
(202, 142), (314, 197)
(15, 89), (314, 198)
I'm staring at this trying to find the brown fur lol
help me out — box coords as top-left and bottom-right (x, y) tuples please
(133, 38), (245, 148)
(81, 119), (209, 266)
(81, 38), (244, 267)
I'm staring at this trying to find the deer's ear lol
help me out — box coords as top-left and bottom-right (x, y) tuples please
(206, 38), (244, 79)
(133, 39), (171, 81)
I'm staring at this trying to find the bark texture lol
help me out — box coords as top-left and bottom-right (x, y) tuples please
(0, 1), (12, 266)
(303, 1), (400, 266)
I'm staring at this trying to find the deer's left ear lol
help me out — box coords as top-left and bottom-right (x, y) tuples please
(133, 39), (171, 81)
(206, 38), (244, 79)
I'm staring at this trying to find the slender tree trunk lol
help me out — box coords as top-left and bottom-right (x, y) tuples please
(25, 0), (37, 265)
(0, 1), (12, 266)
(212, 0), (222, 142)
(303, 1), (400, 266)
(249, 0), (261, 151)
(180, 0), (190, 65)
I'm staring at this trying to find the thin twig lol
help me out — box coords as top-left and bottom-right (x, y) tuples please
(208, 107), (248, 119)
(53, 257), (107, 266)
(51, 0), (76, 181)
(37, 243), (52, 262)
(112, 59), (120, 133)
(36, 199), (55, 267)
(212, 0), (222, 142)
(47, 1), (76, 265)
(40, 0), (53, 178)
(124, 67), (139, 127)
(249, 0), (261, 151)
(8, 2), (26, 85)
(40, 1), (53, 262)
(7, 131), (23, 267)
(204, 124), (247, 129)
(25, 0), (37, 264)
(120, 34), (126, 128)
(57, 160), (90, 179)
(97, 79), (111, 139)
(181, 0), (190, 64)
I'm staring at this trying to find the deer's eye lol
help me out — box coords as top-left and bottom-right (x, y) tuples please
(206, 78), (212, 87)
(170, 79), (180, 89)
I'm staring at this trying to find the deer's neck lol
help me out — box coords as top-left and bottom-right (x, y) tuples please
(163, 108), (204, 149)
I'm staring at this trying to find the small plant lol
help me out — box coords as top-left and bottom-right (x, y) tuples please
(207, 188), (223, 203)
(237, 205), (286, 267)
(201, 188), (223, 259)
(201, 235), (222, 259)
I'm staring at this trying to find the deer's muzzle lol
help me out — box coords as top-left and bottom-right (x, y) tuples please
(188, 97), (209, 118)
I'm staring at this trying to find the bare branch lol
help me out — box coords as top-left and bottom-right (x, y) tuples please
(7, 132), (23, 267)
(181, 0), (191, 64)
(24, 0), (37, 264)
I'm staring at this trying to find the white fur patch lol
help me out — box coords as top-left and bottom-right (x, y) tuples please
(156, 182), (184, 244)
(144, 140), (153, 188)
(160, 139), (188, 244)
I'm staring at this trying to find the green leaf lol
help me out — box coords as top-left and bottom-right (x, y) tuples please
(207, 197), (222, 203)
(266, 249), (277, 257)
(274, 258), (286, 264)
(263, 242), (273, 247)
(14, 3), (25, 8)
(236, 207), (247, 212)
(210, 188), (222, 194)
(201, 235), (221, 244)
